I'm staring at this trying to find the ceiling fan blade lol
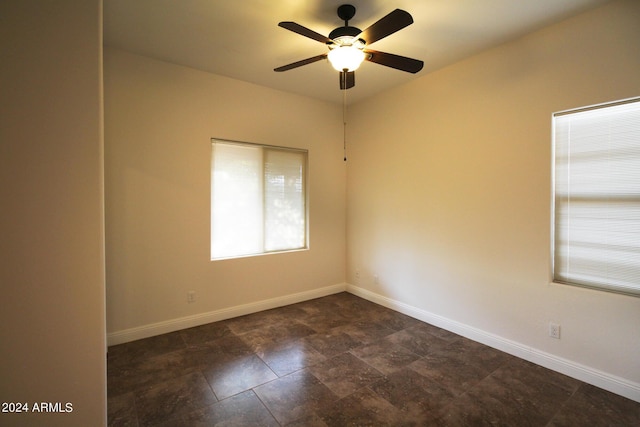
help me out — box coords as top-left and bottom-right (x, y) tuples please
(365, 49), (424, 73)
(278, 22), (332, 44)
(339, 71), (355, 90)
(357, 9), (413, 45)
(274, 54), (327, 72)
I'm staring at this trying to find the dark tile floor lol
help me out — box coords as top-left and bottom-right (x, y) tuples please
(108, 292), (640, 426)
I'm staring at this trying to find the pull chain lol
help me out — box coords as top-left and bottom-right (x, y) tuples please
(342, 70), (348, 161)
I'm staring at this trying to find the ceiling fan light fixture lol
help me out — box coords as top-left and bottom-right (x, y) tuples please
(328, 37), (365, 72)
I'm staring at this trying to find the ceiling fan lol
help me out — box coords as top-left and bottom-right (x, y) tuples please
(274, 4), (424, 90)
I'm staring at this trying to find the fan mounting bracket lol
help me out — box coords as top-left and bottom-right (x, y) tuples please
(330, 5), (363, 46)
(337, 4), (356, 23)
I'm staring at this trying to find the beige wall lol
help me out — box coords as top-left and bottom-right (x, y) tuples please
(0, 0), (106, 426)
(104, 49), (346, 338)
(3, 0), (637, 423)
(347, 0), (640, 396)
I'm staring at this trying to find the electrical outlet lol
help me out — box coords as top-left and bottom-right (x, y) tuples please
(355, 270), (360, 285)
(548, 322), (561, 339)
(187, 291), (196, 303)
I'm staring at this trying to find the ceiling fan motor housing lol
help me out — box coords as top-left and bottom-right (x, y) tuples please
(329, 26), (362, 43)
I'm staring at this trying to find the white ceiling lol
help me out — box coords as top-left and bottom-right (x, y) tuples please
(103, 0), (610, 105)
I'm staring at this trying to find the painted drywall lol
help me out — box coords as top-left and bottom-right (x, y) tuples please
(104, 49), (346, 338)
(0, 0), (106, 426)
(347, 0), (640, 392)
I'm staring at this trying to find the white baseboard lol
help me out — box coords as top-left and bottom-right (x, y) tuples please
(346, 283), (640, 403)
(107, 283), (347, 346)
(107, 281), (639, 402)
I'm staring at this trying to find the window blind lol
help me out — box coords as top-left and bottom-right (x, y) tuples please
(553, 97), (640, 296)
(211, 140), (307, 260)
(264, 149), (306, 252)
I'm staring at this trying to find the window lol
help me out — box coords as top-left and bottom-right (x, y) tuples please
(211, 139), (308, 260)
(552, 97), (640, 296)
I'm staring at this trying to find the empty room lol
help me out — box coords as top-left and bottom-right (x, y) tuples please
(2, 0), (639, 426)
